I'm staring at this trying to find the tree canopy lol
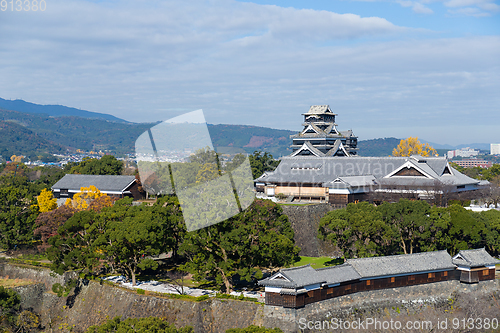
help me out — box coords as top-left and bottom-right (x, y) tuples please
(70, 155), (123, 175)
(319, 199), (499, 259)
(248, 151), (280, 179)
(180, 199), (300, 292)
(392, 137), (437, 157)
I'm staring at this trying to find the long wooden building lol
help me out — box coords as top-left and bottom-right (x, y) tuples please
(258, 248), (499, 309)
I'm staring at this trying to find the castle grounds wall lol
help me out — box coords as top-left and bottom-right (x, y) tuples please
(281, 203), (338, 256)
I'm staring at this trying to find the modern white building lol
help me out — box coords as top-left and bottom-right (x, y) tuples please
(447, 147), (480, 159)
(491, 143), (500, 155)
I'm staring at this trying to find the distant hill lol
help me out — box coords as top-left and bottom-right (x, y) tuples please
(208, 124), (294, 158)
(356, 137), (401, 157)
(0, 97), (128, 123)
(0, 109), (154, 155)
(0, 120), (65, 160)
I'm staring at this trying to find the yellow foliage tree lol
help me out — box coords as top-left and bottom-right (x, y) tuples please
(37, 189), (57, 213)
(195, 163), (220, 184)
(65, 185), (106, 210)
(10, 155), (23, 163)
(392, 137), (437, 157)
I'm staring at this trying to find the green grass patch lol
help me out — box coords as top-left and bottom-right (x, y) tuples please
(289, 256), (343, 269)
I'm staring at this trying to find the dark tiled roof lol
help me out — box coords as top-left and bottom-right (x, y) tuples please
(52, 174), (136, 193)
(258, 265), (322, 288)
(452, 248), (500, 268)
(347, 250), (454, 279)
(255, 156), (480, 188)
(315, 263), (361, 285)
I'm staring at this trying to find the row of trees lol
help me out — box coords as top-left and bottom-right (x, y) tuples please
(0, 155), (127, 251)
(44, 195), (298, 292)
(318, 199), (500, 259)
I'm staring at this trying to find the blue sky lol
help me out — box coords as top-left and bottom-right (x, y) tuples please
(0, 0), (499, 145)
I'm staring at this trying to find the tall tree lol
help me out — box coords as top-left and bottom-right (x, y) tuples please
(70, 155), (123, 175)
(97, 198), (164, 285)
(318, 202), (392, 259)
(248, 151), (280, 179)
(180, 199), (299, 292)
(0, 186), (39, 250)
(34, 204), (76, 252)
(392, 137), (437, 157)
(379, 199), (431, 254)
(36, 188), (57, 213)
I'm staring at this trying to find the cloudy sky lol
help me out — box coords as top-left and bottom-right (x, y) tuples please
(0, 0), (499, 145)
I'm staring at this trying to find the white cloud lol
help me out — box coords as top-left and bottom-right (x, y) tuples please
(412, 2), (435, 13)
(0, 0), (498, 144)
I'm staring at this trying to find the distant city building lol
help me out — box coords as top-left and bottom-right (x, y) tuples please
(453, 159), (493, 168)
(447, 147), (480, 159)
(491, 143), (500, 155)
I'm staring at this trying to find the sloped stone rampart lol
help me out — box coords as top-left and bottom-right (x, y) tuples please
(281, 203), (338, 256)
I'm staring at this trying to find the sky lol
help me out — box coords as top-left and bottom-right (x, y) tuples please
(0, 0), (499, 145)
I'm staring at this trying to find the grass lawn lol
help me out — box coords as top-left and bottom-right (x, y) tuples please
(289, 256), (343, 269)
(0, 277), (34, 288)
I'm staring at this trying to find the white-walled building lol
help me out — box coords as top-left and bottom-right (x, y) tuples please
(491, 143), (500, 155)
(447, 147), (480, 159)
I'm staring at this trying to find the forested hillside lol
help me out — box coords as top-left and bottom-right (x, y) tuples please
(0, 107), (407, 158)
(0, 120), (65, 160)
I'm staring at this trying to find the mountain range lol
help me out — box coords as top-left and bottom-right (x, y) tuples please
(0, 98), (492, 160)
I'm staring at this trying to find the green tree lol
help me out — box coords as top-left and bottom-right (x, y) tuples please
(151, 196), (186, 261)
(0, 186), (39, 250)
(85, 316), (194, 333)
(70, 155), (123, 175)
(248, 151), (280, 179)
(98, 198), (164, 285)
(379, 199), (432, 254)
(446, 204), (490, 254)
(318, 202), (391, 259)
(180, 199), (299, 292)
(0, 286), (20, 329)
(47, 210), (102, 275)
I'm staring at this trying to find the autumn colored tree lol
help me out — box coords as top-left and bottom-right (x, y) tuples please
(65, 185), (106, 210)
(34, 205), (76, 252)
(392, 137), (437, 157)
(36, 188), (57, 213)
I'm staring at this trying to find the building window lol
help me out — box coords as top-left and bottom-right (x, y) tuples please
(345, 284), (351, 291)
(408, 275), (415, 281)
(443, 271), (448, 277)
(428, 273), (435, 278)
(307, 291), (314, 297)
(366, 280), (371, 286)
(483, 269), (489, 276)
(390, 277), (395, 283)
(327, 288), (333, 295)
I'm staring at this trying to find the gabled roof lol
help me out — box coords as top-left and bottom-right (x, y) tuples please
(347, 250), (454, 279)
(452, 248), (500, 268)
(255, 156), (480, 188)
(303, 105), (337, 115)
(259, 250), (464, 289)
(52, 174), (136, 193)
(290, 142), (325, 157)
(258, 265), (322, 288)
